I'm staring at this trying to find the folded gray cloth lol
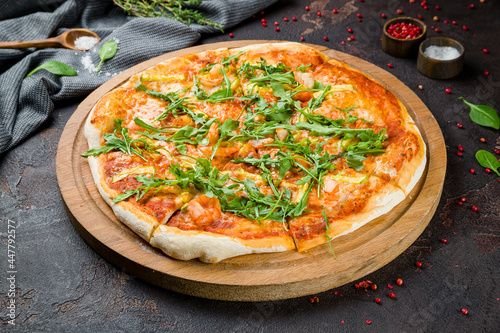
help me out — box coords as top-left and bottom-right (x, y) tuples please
(0, 0), (276, 154)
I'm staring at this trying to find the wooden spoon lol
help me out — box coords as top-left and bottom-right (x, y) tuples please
(0, 29), (100, 51)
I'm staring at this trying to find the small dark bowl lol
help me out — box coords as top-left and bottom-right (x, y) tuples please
(417, 37), (465, 79)
(381, 17), (427, 58)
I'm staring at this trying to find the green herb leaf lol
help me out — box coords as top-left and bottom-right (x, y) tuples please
(26, 60), (77, 78)
(459, 97), (500, 130)
(96, 40), (118, 72)
(322, 206), (337, 260)
(81, 119), (157, 160)
(475, 150), (500, 176)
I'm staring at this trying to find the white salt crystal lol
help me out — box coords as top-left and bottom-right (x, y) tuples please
(81, 53), (97, 72)
(74, 36), (99, 50)
(424, 45), (461, 60)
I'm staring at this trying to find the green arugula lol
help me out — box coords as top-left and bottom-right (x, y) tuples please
(322, 206), (338, 259)
(81, 119), (156, 160)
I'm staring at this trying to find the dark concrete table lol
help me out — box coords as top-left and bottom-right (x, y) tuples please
(1, 0), (499, 331)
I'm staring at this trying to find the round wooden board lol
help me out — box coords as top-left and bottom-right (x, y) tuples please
(57, 40), (446, 301)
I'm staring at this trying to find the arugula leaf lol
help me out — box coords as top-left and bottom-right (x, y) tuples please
(322, 206), (338, 259)
(459, 97), (500, 130)
(296, 63), (312, 73)
(82, 119), (157, 160)
(26, 60), (77, 78)
(198, 51), (245, 72)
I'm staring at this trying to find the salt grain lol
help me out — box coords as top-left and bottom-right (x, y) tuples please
(81, 53), (97, 72)
(424, 45), (461, 60)
(74, 36), (99, 50)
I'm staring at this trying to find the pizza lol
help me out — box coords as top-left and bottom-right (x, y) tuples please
(82, 43), (426, 263)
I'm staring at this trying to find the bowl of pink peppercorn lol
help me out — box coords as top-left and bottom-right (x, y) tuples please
(382, 17), (427, 58)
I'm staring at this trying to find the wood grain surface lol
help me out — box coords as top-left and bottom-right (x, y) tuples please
(56, 40), (446, 301)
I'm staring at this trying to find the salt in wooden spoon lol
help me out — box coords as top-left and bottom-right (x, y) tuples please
(0, 29), (100, 51)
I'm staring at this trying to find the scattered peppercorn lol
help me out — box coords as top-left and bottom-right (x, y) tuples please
(462, 308), (468, 315)
(371, 284), (377, 290)
(275, 27), (280, 31)
(387, 63), (393, 68)
(484, 71), (489, 76)
(416, 261), (423, 267)
(424, 5), (429, 10)
(435, 27), (441, 32)
(381, 13), (387, 18)
(468, 4), (474, 9)
(389, 292), (396, 298)
(472, 206), (478, 212)
(495, 149), (500, 155)
(262, 23), (267, 27)
(458, 146), (464, 151)
(292, 17), (297, 21)
(470, 169), (475, 174)
(452, 21), (457, 25)
(284, 17), (289, 22)
(305, 6), (310, 11)
(324, 36), (329, 41)
(461, 197), (466, 202)
(458, 201), (463, 206)
(341, 41), (345, 45)
(445, 88), (451, 94)
(348, 28), (353, 33)
(261, 18), (266, 23)
(418, 15), (424, 19)
(260, 11), (264, 15)
(457, 123), (463, 128)
(375, 297), (381, 303)
(333, 8), (338, 14)
(433, 16), (439, 21)
(483, 48), (489, 54)
(444, 20), (449, 24)
(418, 84), (423, 89)
(229, 33), (234, 38)
(397, 9), (404, 14)
(351, 35), (355, 40)
(366, 320), (372, 325)
(480, 138), (486, 143)
(300, 36), (305, 41)
(274, 21), (278, 26)
(357, 13), (362, 18)
(462, 25), (468, 31)
(485, 168), (491, 173)
(317, 11), (322, 16)
(396, 278), (403, 285)
(441, 239), (448, 245)
(435, 5), (440, 10)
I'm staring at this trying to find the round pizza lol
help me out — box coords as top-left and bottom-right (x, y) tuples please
(82, 43), (426, 263)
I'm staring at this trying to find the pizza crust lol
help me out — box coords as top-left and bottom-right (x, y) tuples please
(150, 225), (291, 263)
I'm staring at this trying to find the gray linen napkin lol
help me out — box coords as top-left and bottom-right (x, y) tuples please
(0, 0), (276, 154)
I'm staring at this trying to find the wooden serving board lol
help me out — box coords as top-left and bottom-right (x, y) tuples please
(57, 40), (446, 301)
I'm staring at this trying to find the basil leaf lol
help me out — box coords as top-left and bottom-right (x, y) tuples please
(26, 60), (77, 78)
(475, 150), (500, 176)
(96, 40), (118, 72)
(459, 97), (500, 130)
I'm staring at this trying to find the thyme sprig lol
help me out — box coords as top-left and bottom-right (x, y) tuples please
(113, 0), (223, 32)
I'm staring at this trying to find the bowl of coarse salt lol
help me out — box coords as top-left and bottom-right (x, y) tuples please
(417, 37), (465, 79)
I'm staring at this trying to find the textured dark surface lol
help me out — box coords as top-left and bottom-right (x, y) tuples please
(1, 0), (500, 331)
